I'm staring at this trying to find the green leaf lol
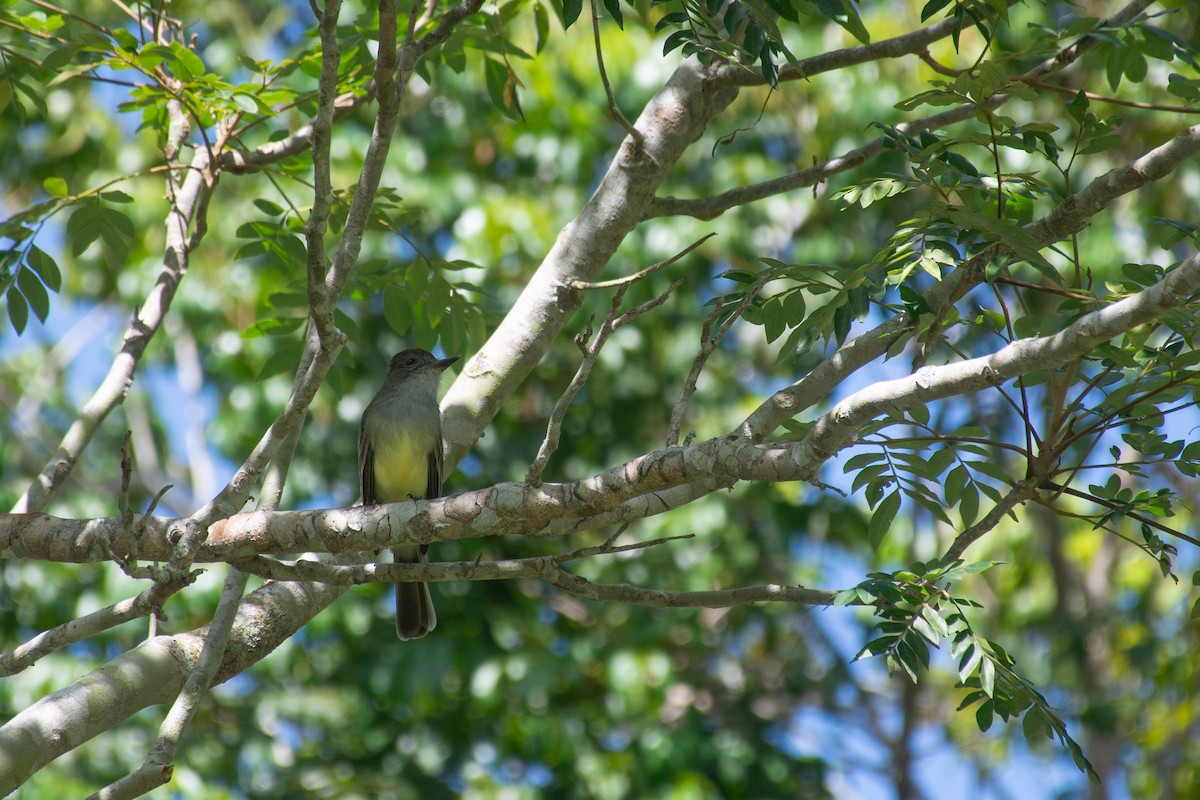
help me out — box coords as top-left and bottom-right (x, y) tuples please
(975, 699), (994, 732)
(980, 657), (996, 698)
(1106, 46), (1126, 92)
(921, 605), (950, 638)
(43, 176), (68, 197)
(405, 261), (430, 298)
(6, 287), (29, 334)
(426, 276), (450, 328)
(724, 2), (748, 36)
(533, 2), (551, 53)
(17, 268), (50, 322)
(384, 285), (412, 335)
(602, 0), (623, 28)
(762, 296), (785, 343)
(958, 643), (982, 682)
(833, 588), (859, 606)
(258, 338), (305, 378)
(559, 0), (583, 29)
(844, 451), (884, 473)
(761, 0), (799, 24)
(1022, 706), (1050, 740)
(40, 43), (79, 73)
(112, 28), (138, 52)
(868, 490), (901, 550)
(66, 204), (100, 256)
(945, 464), (967, 504)
(959, 484), (979, 528)
(894, 638), (922, 682)
(851, 463), (888, 495)
(253, 199), (284, 216)
(662, 29), (693, 56)
(908, 401), (929, 426)
(232, 92), (259, 113)
(813, 0), (870, 44)
(168, 41), (207, 80)
(945, 206), (1058, 281)
(1124, 50), (1147, 83)
(920, 0), (951, 21)
(27, 246), (62, 292)
(484, 58), (523, 121)
(912, 614), (940, 646)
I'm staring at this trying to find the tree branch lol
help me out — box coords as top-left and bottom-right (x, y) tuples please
(12, 132), (215, 514)
(738, 122), (1200, 441)
(9, 247), (1200, 566)
(0, 576), (346, 795)
(439, 56), (741, 468)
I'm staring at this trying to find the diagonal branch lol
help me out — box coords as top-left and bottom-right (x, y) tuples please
(186, 0), (488, 530)
(0, 576), (344, 796)
(647, 105), (979, 220)
(652, 0), (1155, 221)
(11, 246), (1200, 567)
(737, 122), (1200, 442)
(438, 57), (741, 468)
(12, 110), (215, 514)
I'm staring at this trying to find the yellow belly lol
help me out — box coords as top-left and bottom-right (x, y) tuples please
(372, 427), (431, 502)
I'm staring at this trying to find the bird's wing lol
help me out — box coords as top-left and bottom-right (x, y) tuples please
(426, 423), (443, 499)
(359, 419), (377, 505)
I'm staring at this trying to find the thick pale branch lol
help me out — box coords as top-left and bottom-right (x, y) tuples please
(739, 123), (1200, 441)
(440, 56), (740, 467)
(11, 245), (1200, 564)
(437, 11), (998, 458)
(0, 577), (345, 796)
(5, 244), (1197, 794)
(794, 253), (1200, 467)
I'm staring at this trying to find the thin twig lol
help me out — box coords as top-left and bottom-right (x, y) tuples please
(302, 0), (344, 349)
(527, 275), (683, 483)
(542, 569), (842, 608)
(230, 537), (846, 609)
(92, 567), (249, 800)
(234, 533), (695, 584)
(572, 233), (714, 290)
(0, 574), (194, 677)
(11, 145), (212, 514)
(667, 273), (768, 446)
(1042, 481), (1200, 549)
(943, 478), (1040, 561)
(588, 0), (641, 146)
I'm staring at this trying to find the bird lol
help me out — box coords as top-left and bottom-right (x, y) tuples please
(359, 348), (460, 639)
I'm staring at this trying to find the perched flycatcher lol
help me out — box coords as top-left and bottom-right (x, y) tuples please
(359, 348), (460, 640)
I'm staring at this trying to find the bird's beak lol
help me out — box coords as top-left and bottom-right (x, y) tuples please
(435, 355), (461, 372)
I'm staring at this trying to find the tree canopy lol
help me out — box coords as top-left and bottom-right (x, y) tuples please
(2, 0), (1199, 797)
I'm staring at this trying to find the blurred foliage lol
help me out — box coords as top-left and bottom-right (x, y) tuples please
(2, 0), (1200, 798)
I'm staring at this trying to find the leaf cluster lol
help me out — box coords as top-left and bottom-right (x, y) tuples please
(839, 559), (1100, 783)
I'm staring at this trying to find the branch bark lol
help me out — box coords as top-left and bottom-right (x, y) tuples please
(7, 243), (1200, 567)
